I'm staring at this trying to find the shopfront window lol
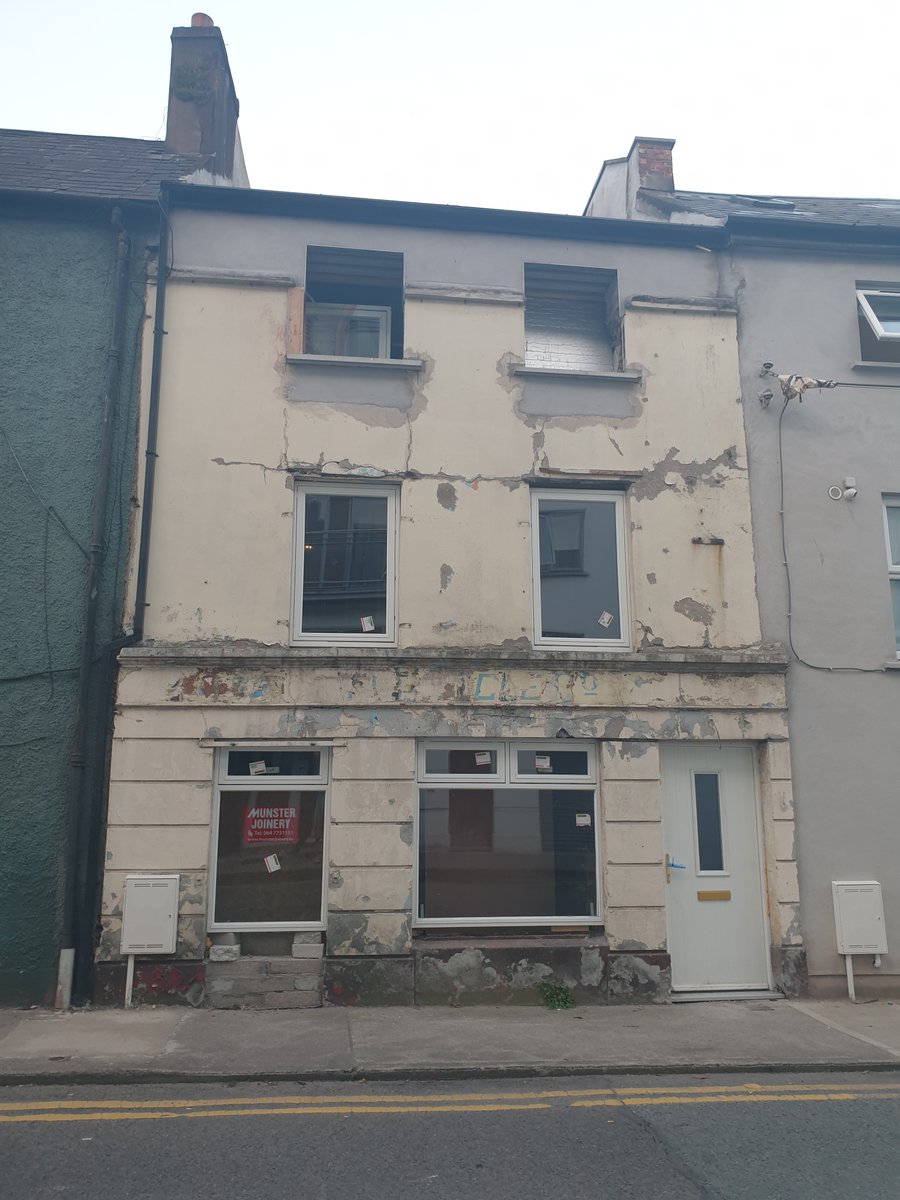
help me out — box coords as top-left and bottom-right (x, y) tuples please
(210, 748), (328, 929)
(416, 741), (599, 926)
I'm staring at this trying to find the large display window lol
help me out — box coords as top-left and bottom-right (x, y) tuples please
(415, 741), (600, 927)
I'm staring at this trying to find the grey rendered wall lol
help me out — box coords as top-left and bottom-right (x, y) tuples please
(0, 209), (146, 1005)
(731, 246), (900, 991)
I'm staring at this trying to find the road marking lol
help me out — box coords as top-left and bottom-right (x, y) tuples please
(3, 1079), (900, 1114)
(573, 1093), (876, 1108)
(0, 1102), (551, 1125)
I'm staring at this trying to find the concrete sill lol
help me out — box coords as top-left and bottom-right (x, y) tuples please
(852, 361), (900, 371)
(510, 364), (642, 383)
(286, 354), (424, 371)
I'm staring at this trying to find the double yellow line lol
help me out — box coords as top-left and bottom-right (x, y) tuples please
(2, 1080), (899, 1124)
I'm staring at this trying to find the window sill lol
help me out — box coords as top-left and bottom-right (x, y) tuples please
(510, 365), (641, 383)
(286, 353), (424, 371)
(852, 360), (900, 371)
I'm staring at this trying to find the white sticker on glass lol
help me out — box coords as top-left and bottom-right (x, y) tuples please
(248, 760), (266, 776)
(535, 754), (552, 771)
(575, 813), (592, 828)
(597, 611), (614, 628)
(264, 853), (281, 874)
(360, 615), (375, 632)
(475, 751), (492, 767)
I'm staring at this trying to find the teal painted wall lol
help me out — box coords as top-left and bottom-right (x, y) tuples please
(0, 206), (148, 1005)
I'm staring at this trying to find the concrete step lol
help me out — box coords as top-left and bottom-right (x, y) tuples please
(205, 956), (323, 1010)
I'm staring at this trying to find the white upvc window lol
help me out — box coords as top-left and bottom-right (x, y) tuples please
(415, 740), (600, 928)
(883, 498), (900, 658)
(304, 302), (391, 359)
(291, 481), (398, 645)
(531, 489), (630, 650)
(209, 747), (330, 932)
(858, 290), (900, 341)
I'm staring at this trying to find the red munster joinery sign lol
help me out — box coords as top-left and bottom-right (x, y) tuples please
(242, 803), (299, 845)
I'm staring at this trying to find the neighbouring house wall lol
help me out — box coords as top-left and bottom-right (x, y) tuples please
(0, 208), (148, 1005)
(732, 246), (900, 994)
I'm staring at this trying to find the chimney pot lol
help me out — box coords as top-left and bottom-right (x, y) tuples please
(191, 12), (215, 27)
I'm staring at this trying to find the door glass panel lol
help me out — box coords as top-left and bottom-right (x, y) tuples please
(418, 788), (596, 919)
(694, 773), (725, 872)
(538, 497), (620, 640)
(214, 790), (325, 923)
(424, 747), (497, 775)
(302, 493), (387, 634)
(516, 748), (589, 776)
(226, 750), (321, 778)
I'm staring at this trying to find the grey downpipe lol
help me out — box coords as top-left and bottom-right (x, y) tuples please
(56, 206), (132, 1009)
(68, 198), (172, 1006)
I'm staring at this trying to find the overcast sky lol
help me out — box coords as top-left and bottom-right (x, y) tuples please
(3, 0), (898, 214)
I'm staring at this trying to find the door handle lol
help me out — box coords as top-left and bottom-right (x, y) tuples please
(665, 853), (686, 883)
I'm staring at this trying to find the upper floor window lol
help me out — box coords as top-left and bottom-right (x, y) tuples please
(304, 246), (403, 359)
(291, 481), (398, 644)
(857, 288), (900, 364)
(524, 263), (618, 373)
(531, 489), (629, 650)
(883, 498), (900, 657)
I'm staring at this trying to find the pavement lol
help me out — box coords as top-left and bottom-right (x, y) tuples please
(0, 998), (899, 1084)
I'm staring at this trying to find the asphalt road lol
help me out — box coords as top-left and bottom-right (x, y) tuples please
(2, 1071), (899, 1199)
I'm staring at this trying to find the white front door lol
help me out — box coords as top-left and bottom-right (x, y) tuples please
(660, 744), (770, 991)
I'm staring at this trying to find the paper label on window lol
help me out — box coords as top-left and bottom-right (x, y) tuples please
(264, 766), (280, 775)
(263, 853), (281, 874)
(248, 760), (266, 776)
(575, 813), (592, 828)
(243, 804), (299, 845)
(475, 751), (492, 767)
(597, 611), (614, 628)
(360, 615), (375, 632)
(535, 754), (552, 771)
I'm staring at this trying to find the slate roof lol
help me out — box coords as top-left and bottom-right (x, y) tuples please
(0, 129), (204, 202)
(640, 187), (900, 228)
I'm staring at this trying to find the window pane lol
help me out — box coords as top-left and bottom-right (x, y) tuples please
(214, 790), (325, 923)
(424, 747), (497, 775)
(302, 493), (387, 634)
(226, 750), (321, 778)
(516, 749), (589, 776)
(419, 788), (597, 919)
(694, 774), (725, 872)
(892, 579), (900, 652)
(870, 293), (900, 335)
(887, 506), (900, 566)
(538, 497), (620, 640)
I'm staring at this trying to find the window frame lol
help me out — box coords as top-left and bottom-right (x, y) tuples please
(290, 480), (399, 646)
(218, 748), (327, 786)
(883, 498), (900, 659)
(510, 741), (596, 784)
(414, 739), (602, 929)
(304, 300), (391, 359)
(208, 747), (330, 933)
(858, 289), (900, 342)
(530, 488), (631, 651)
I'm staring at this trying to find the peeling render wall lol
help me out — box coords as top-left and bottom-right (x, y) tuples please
(99, 208), (803, 1000)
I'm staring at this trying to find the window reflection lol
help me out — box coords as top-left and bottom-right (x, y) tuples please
(302, 493), (387, 634)
(537, 496), (621, 641)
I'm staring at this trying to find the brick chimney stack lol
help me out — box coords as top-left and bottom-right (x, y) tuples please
(583, 136), (675, 220)
(633, 138), (675, 193)
(164, 13), (241, 180)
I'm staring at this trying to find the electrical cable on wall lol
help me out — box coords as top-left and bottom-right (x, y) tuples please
(765, 366), (900, 673)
